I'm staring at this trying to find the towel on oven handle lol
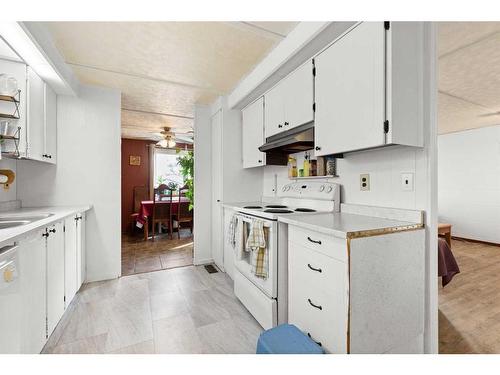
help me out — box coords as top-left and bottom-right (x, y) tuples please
(247, 220), (268, 279)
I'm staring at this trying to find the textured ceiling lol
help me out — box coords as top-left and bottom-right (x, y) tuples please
(438, 22), (500, 134)
(42, 21), (298, 140)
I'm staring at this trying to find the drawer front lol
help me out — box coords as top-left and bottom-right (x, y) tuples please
(288, 243), (349, 353)
(289, 226), (347, 263)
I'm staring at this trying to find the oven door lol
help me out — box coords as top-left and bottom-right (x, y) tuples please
(234, 213), (278, 299)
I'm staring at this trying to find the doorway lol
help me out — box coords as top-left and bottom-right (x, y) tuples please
(121, 139), (194, 276)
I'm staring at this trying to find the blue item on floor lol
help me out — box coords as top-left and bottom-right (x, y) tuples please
(256, 324), (325, 354)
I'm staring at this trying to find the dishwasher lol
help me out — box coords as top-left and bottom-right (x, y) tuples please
(0, 244), (22, 353)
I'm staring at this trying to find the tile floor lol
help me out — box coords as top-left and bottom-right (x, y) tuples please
(42, 265), (263, 354)
(122, 228), (193, 276)
(439, 239), (500, 353)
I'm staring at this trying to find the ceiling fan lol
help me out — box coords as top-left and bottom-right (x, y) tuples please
(155, 127), (194, 148)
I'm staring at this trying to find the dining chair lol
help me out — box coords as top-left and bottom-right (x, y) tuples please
(176, 187), (193, 239)
(151, 186), (173, 240)
(130, 185), (149, 234)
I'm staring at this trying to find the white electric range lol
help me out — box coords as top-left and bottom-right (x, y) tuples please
(230, 181), (340, 330)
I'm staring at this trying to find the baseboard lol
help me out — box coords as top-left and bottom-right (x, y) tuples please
(452, 236), (500, 247)
(193, 258), (214, 266)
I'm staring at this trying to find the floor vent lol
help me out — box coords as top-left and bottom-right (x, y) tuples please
(204, 264), (219, 274)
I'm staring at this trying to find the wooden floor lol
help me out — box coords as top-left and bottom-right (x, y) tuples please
(122, 229), (193, 276)
(439, 238), (500, 353)
(42, 266), (262, 354)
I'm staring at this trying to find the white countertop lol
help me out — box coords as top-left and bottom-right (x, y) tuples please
(278, 212), (423, 239)
(0, 205), (92, 246)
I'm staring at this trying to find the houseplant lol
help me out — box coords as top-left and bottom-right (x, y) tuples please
(176, 151), (194, 210)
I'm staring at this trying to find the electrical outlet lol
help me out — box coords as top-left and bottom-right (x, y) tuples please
(401, 172), (414, 191)
(360, 173), (370, 191)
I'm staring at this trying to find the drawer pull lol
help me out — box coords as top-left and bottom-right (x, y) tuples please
(308, 298), (323, 310)
(307, 332), (322, 347)
(307, 236), (322, 245)
(307, 263), (322, 273)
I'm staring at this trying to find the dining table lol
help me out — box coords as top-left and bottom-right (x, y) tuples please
(136, 197), (190, 240)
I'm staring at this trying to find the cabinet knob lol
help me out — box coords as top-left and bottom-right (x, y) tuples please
(315, 146), (321, 151)
(42, 232), (49, 238)
(258, 160), (262, 163)
(49, 228), (56, 233)
(278, 124), (283, 128)
(284, 122), (289, 126)
(48, 155), (52, 159)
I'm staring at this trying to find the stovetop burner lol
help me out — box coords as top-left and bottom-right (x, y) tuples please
(264, 209), (294, 214)
(265, 205), (288, 209)
(295, 208), (317, 212)
(243, 205), (263, 209)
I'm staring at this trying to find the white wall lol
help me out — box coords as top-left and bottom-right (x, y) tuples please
(193, 104), (212, 265)
(16, 84), (121, 282)
(438, 125), (500, 243)
(0, 159), (17, 203)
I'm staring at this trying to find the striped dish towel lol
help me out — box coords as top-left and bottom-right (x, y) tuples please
(246, 220), (268, 279)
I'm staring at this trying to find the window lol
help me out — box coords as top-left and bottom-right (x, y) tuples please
(153, 148), (186, 189)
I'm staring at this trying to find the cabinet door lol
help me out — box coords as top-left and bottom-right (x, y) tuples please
(315, 22), (386, 156)
(18, 230), (47, 353)
(26, 67), (45, 161)
(64, 217), (78, 307)
(76, 214), (86, 288)
(283, 61), (314, 131)
(211, 111), (224, 271)
(46, 222), (65, 336)
(44, 83), (57, 163)
(264, 82), (285, 138)
(242, 97), (265, 168)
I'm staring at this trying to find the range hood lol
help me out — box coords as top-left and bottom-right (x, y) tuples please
(259, 122), (314, 155)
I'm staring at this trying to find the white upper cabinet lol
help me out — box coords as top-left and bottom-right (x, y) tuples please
(315, 22), (386, 156)
(315, 22), (424, 156)
(44, 83), (57, 163)
(242, 97), (265, 168)
(26, 67), (45, 161)
(264, 61), (314, 139)
(264, 81), (285, 139)
(282, 61), (314, 132)
(26, 67), (57, 163)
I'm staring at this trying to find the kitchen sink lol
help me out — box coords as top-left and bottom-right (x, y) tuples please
(0, 213), (54, 222)
(0, 220), (32, 229)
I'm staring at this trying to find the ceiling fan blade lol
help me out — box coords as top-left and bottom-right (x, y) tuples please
(175, 135), (194, 144)
(478, 111), (500, 117)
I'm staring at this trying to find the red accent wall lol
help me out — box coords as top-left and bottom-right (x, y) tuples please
(121, 139), (154, 233)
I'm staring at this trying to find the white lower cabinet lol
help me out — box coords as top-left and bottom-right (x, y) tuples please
(288, 224), (425, 354)
(18, 230), (47, 354)
(288, 241), (348, 354)
(46, 222), (65, 336)
(0, 212), (86, 353)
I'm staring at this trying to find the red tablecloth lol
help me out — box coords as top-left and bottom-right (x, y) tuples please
(136, 198), (189, 225)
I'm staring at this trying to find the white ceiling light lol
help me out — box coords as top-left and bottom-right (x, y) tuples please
(157, 136), (176, 148)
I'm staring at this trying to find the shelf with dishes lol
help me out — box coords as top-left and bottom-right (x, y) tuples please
(0, 90), (21, 120)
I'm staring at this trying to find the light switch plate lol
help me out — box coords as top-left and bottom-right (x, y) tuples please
(360, 173), (370, 191)
(401, 172), (414, 191)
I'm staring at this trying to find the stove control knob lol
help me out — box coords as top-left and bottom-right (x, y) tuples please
(282, 186), (287, 192)
(319, 185), (325, 192)
(326, 186), (333, 193)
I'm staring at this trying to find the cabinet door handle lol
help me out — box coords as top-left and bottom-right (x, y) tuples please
(48, 155), (52, 159)
(49, 228), (56, 233)
(278, 124), (283, 128)
(307, 332), (322, 347)
(307, 263), (322, 273)
(258, 160), (262, 163)
(308, 298), (323, 310)
(307, 236), (322, 245)
(42, 232), (49, 238)
(315, 146), (321, 151)
(284, 121), (289, 126)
